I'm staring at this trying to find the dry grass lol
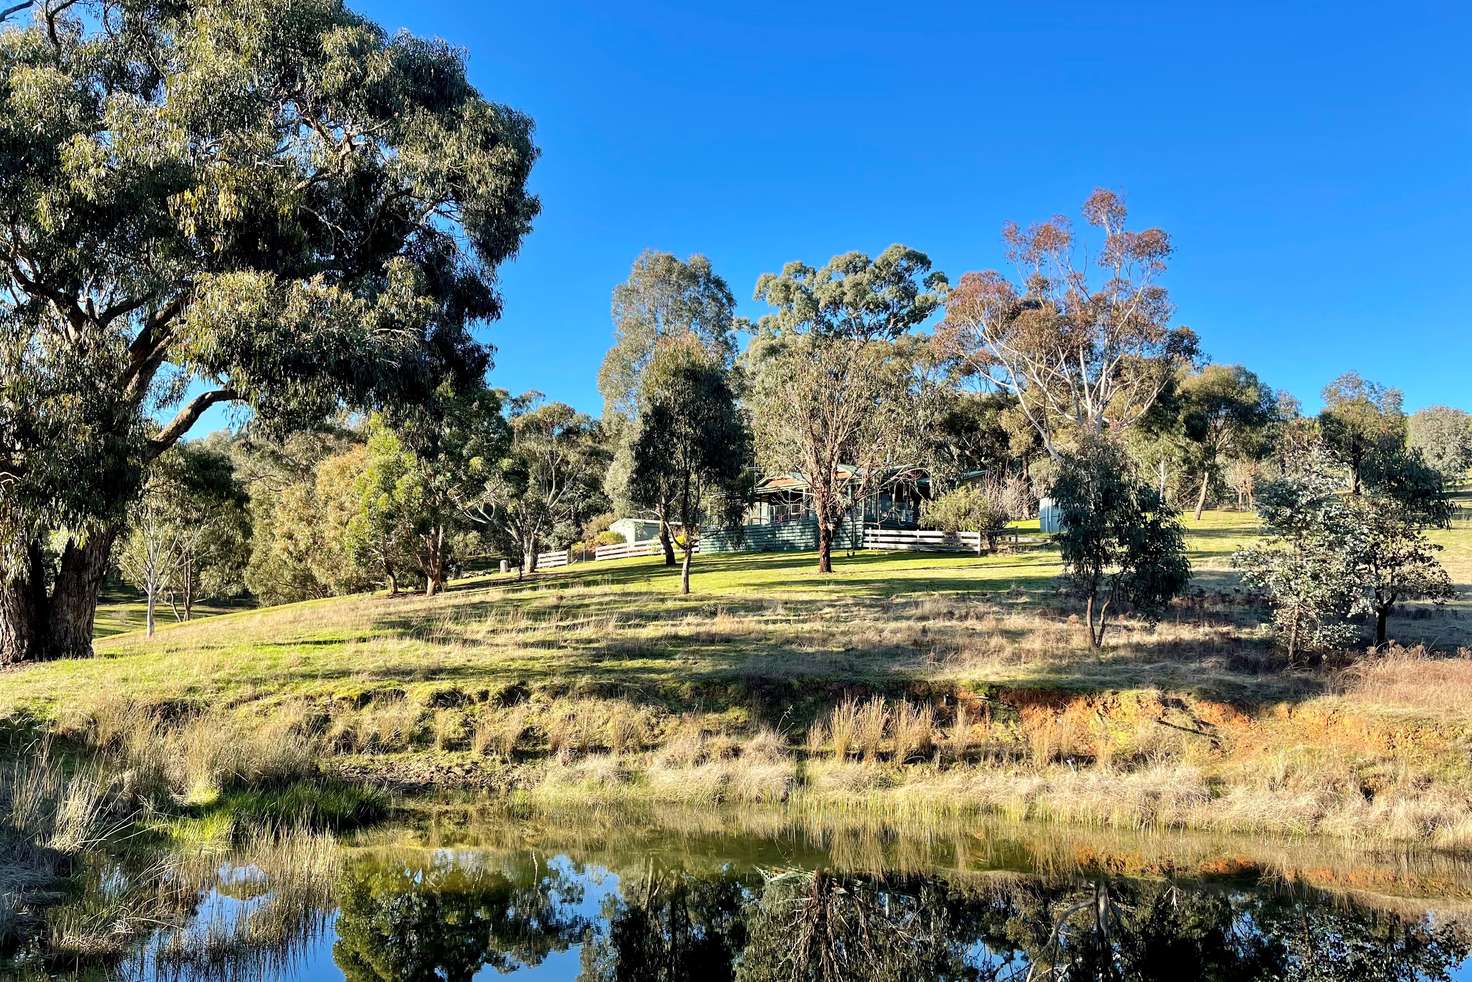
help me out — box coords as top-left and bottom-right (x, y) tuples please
(855, 697), (889, 761)
(59, 697), (322, 805)
(473, 705), (530, 759)
(828, 698), (860, 761)
(892, 702), (935, 763)
(1340, 646), (1472, 715)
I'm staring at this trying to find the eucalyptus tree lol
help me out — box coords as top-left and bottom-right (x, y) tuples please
(627, 336), (750, 594)
(1177, 364), (1276, 519)
(466, 395), (608, 577)
(598, 251), (741, 565)
(1052, 438), (1190, 649)
(0, 0), (538, 663)
(1408, 406), (1472, 482)
(1318, 373), (1406, 495)
(937, 189), (1199, 454)
(748, 245), (947, 573)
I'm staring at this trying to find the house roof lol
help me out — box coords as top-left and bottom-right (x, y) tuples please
(754, 465), (928, 495)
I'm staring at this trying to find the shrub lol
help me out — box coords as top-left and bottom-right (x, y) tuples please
(923, 483), (1010, 553)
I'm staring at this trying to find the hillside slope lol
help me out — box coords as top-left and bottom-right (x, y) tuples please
(4, 509), (1472, 846)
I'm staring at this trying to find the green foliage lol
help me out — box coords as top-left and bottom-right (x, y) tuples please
(1408, 406), (1472, 481)
(627, 337), (751, 592)
(1176, 364), (1277, 516)
(1238, 441), (1454, 656)
(1235, 449), (1363, 661)
(116, 442), (249, 633)
(923, 389), (1040, 489)
(245, 443), (378, 604)
(753, 245), (947, 343)
(1052, 440), (1191, 648)
(748, 247), (945, 573)
(922, 484), (1009, 552)
(1318, 373), (1406, 494)
(0, 0), (539, 660)
(465, 396), (608, 574)
(598, 251), (742, 421)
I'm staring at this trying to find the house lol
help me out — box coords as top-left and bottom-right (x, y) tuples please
(702, 466), (930, 554)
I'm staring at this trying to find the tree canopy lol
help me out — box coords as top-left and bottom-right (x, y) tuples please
(0, 0), (538, 662)
(937, 189), (1198, 454)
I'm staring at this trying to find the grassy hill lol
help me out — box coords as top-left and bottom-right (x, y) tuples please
(5, 507), (1472, 847)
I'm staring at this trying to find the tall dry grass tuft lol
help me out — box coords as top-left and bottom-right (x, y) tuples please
(6, 744), (119, 855)
(856, 697), (889, 761)
(473, 706), (529, 758)
(947, 705), (972, 761)
(604, 704), (650, 755)
(828, 698), (860, 761)
(656, 717), (710, 769)
(804, 720), (828, 759)
(892, 702), (934, 763)
(1340, 645), (1472, 715)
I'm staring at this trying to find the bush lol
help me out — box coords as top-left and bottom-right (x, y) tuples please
(923, 483), (1010, 552)
(1053, 439), (1191, 648)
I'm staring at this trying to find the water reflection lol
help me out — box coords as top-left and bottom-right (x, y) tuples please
(93, 813), (1472, 982)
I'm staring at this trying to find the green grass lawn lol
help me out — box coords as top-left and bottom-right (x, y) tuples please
(19, 507), (1458, 725)
(93, 585), (255, 639)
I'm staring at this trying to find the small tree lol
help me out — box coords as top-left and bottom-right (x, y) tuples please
(117, 444), (249, 635)
(599, 251), (742, 566)
(389, 385), (512, 596)
(466, 396), (608, 578)
(627, 338), (751, 594)
(116, 494), (187, 639)
(1176, 364), (1276, 520)
(1348, 494), (1455, 646)
(1052, 440), (1191, 649)
(1318, 373), (1406, 495)
(1235, 450), (1362, 662)
(1236, 443), (1452, 655)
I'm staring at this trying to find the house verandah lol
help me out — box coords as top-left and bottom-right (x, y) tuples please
(701, 465), (931, 555)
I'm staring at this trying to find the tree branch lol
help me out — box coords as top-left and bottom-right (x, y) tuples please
(147, 388), (240, 460)
(0, 0), (32, 24)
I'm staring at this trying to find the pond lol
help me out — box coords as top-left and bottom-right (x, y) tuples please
(46, 804), (1472, 980)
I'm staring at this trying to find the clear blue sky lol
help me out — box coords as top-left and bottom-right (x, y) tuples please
(338, 0), (1469, 419)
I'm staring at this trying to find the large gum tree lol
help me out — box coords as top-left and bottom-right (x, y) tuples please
(0, 0), (538, 663)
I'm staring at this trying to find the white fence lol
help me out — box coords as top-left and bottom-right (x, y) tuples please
(536, 548), (570, 569)
(861, 528), (984, 553)
(593, 538), (703, 562)
(593, 539), (663, 562)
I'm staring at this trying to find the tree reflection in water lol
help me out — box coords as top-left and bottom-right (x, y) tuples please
(332, 852), (593, 981)
(329, 858), (1471, 982)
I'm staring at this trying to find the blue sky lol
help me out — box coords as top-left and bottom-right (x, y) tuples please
(328, 0), (1470, 421)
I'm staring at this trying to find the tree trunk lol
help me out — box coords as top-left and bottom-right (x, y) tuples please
(0, 544), (47, 667)
(658, 513), (676, 567)
(47, 530), (116, 661)
(816, 519), (833, 574)
(1375, 607), (1388, 647)
(145, 586), (156, 638)
(680, 531), (693, 595)
(1194, 473), (1210, 521)
(423, 526), (447, 597)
